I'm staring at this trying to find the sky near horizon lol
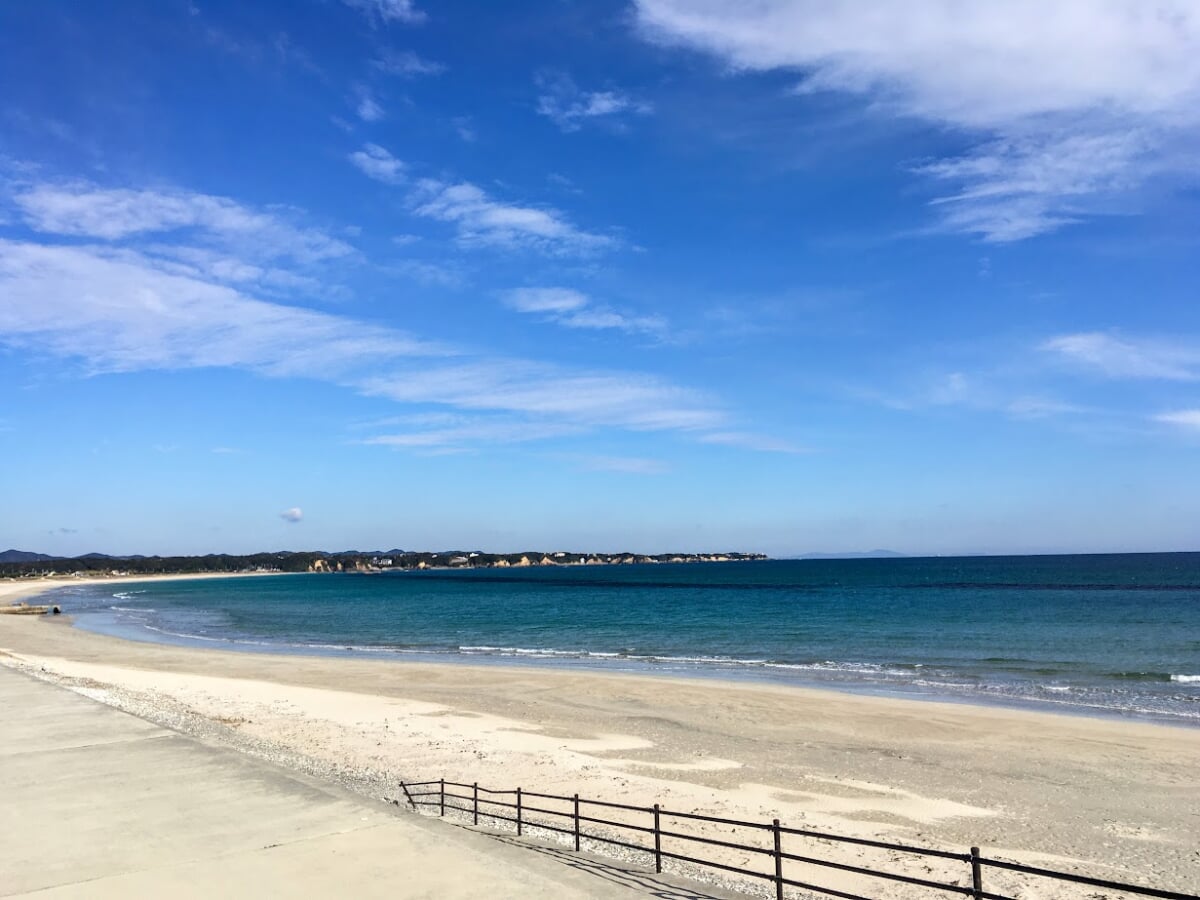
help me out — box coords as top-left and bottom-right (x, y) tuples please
(2, 1), (1199, 558)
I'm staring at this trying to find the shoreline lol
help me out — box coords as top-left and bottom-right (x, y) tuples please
(1, 609), (1198, 897)
(0, 570), (298, 605)
(10, 573), (1200, 730)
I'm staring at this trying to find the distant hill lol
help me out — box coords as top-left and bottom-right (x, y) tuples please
(0, 549), (58, 564)
(794, 550), (907, 560)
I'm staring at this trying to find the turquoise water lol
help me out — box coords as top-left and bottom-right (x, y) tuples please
(50, 554), (1200, 724)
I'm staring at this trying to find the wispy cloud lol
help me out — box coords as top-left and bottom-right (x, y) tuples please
(0, 237), (727, 439)
(1042, 332), (1200, 380)
(0, 240), (435, 376)
(359, 361), (721, 432)
(636, 1), (1200, 240)
(502, 287), (664, 334)
(1005, 397), (1089, 419)
(410, 179), (615, 255)
(364, 414), (582, 450)
(279, 507), (303, 523)
(535, 72), (652, 133)
(0, 173), (734, 456)
(355, 88), (385, 122)
(1154, 409), (1200, 430)
(343, 151), (616, 256)
(13, 181), (354, 264)
(342, 0), (424, 26)
(349, 143), (406, 184)
(372, 49), (444, 76)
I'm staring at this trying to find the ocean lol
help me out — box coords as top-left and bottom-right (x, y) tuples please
(45, 553), (1200, 725)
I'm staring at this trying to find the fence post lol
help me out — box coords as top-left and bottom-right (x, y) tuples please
(773, 819), (784, 900)
(439, 778), (445, 817)
(653, 804), (662, 873)
(970, 847), (983, 900)
(573, 794), (581, 851)
(516, 787), (523, 836)
(473, 782), (479, 825)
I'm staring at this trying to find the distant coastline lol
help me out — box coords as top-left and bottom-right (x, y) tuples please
(0, 548), (768, 580)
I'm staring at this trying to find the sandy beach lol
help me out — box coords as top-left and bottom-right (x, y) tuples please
(2, 579), (1197, 899)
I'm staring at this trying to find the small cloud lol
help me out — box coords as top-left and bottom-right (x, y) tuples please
(1042, 332), (1200, 380)
(355, 89), (385, 122)
(349, 143), (405, 184)
(502, 287), (664, 334)
(1006, 397), (1086, 419)
(279, 507), (304, 523)
(371, 49), (443, 76)
(927, 372), (972, 406)
(51, 527), (78, 535)
(410, 179), (615, 255)
(452, 116), (476, 142)
(392, 233), (421, 246)
(504, 287), (588, 314)
(364, 414), (582, 451)
(211, 446), (242, 454)
(1154, 410), (1200, 430)
(535, 72), (652, 133)
(342, 0), (425, 26)
(547, 173), (583, 195)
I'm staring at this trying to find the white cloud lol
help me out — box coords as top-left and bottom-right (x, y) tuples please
(635, 0), (1200, 240)
(1154, 410), (1200, 430)
(349, 143), (405, 184)
(535, 73), (652, 132)
(1042, 332), (1200, 380)
(280, 507), (303, 523)
(342, 0), (424, 26)
(359, 362), (721, 432)
(0, 236), (719, 432)
(343, 154), (616, 256)
(372, 49), (444, 76)
(1005, 397), (1088, 419)
(355, 89), (385, 122)
(0, 174), (723, 451)
(502, 287), (664, 333)
(503, 287), (589, 314)
(452, 117), (477, 143)
(14, 182), (354, 264)
(411, 179), (615, 255)
(0, 240), (434, 376)
(364, 415), (582, 450)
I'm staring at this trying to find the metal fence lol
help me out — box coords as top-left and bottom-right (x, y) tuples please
(399, 778), (1198, 900)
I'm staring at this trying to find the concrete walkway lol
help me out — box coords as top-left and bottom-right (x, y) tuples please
(0, 666), (732, 899)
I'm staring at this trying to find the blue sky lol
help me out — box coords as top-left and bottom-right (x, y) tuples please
(2, 1), (1199, 557)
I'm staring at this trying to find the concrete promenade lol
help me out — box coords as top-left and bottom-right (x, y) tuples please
(0, 666), (729, 899)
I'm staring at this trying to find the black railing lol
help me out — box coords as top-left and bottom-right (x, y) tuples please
(399, 778), (1199, 900)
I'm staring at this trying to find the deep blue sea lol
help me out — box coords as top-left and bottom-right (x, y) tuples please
(46, 554), (1200, 725)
